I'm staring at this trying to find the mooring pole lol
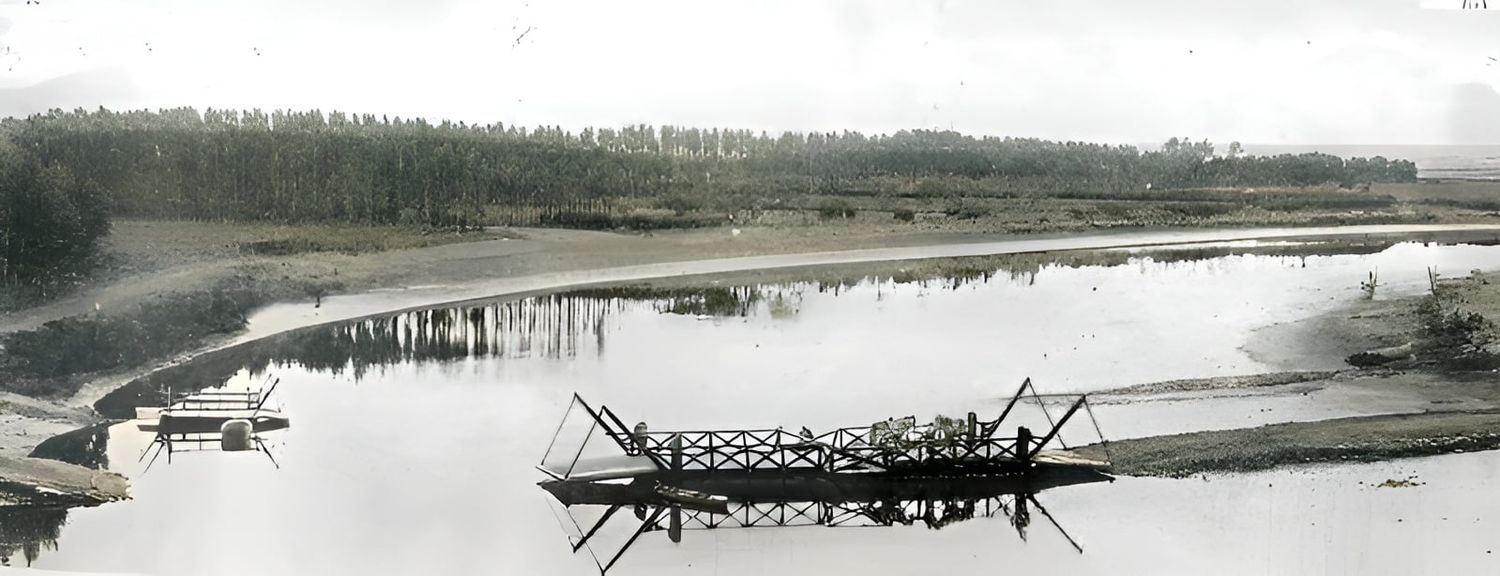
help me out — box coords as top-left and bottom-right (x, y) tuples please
(668, 506), (682, 543)
(1016, 426), (1032, 464)
(667, 433), (684, 544)
(1013, 493), (1031, 541)
(670, 433), (682, 471)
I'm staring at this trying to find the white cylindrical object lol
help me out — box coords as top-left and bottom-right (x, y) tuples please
(221, 419), (253, 452)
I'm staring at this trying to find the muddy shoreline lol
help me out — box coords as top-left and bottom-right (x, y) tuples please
(1075, 407), (1500, 478)
(1071, 269), (1500, 477)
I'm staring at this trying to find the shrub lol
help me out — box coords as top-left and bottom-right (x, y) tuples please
(893, 208), (916, 222)
(946, 198), (992, 220)
(539, 210), (721, 231)
(818, 198), (856, 220)
(657, 194), (704, 215)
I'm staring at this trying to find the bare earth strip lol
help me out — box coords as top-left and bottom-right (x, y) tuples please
(0, 455), (127, 507)
(1074, 409), (1500, 478)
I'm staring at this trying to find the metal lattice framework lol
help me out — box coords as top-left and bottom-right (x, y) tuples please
(653, 495), (1023, 530)
(540, 378), (1109, 575)
(541, 378), (1109, 480)
(625, 378), (1100, 474)
(635, 425), (1036, 473)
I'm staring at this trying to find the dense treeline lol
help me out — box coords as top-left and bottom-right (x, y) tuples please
(3, 107), (1417, 227)
(0, 141), (110, 294)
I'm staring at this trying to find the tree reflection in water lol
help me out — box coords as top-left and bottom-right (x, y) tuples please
(0, 508), (66, 568)
(94, 287), (786, 418)
(96, 242), (1386, 421)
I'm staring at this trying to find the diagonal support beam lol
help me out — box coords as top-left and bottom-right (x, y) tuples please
(573, 505), (623, 553)
(600, 405), (669, 470)
(1027, 396), (1087, 460)
(255, 437), (281, 469)
(1030, 383), (1062, 448)
(601, 506), (665, 574)
(254, 377), (281, 413)
(991, 378), (1034, 436)
(1028, 494), (1083, 554)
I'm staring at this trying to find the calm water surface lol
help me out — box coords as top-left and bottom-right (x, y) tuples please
(14, 240), (1500, 575)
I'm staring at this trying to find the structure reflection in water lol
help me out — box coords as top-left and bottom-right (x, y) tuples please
(539, 379), (1112, 574)
(14, 238), (1464, 569)
(134, 379), (291, 472)
(95, 239), (1399, 420)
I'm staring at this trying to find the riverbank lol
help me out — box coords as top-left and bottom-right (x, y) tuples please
(4, 224), (1500, 508)
(1071, 270), (1500, 476)
(0, 455), (127, 508)
(10, 223), (1500, 407)
(1076, 405), (1500, 477)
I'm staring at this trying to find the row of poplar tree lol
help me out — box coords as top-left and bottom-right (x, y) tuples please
(2, 107), (1416, 228)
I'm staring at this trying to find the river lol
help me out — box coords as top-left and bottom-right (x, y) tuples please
(8, 228), (1500, 575)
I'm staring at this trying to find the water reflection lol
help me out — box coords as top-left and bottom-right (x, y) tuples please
(302, 295), (621, 375)
(86, 239), (1470, 423)
(23, 238), (1500, 576)
(97, 294), (625, 418)
(538, 388), (1109, 574)
(29, 423), (111, 471)
(136, 386), (291, 472)
(0, 508), (65, 568)
(12, 427), (106, 568)
(95, 287), (801, 419)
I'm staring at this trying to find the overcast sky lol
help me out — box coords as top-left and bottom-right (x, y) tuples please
(0, 0), (1497, 144)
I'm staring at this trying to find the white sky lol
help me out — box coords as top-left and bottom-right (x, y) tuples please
(0, 0), (1498, 144)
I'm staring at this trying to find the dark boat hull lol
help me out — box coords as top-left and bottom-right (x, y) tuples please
(541, 463), (1111, 507)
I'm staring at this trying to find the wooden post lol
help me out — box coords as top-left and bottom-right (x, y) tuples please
(1016, 426), (1032, 464)
(670, 433), (682, 471)
(668, 506), (682, 543)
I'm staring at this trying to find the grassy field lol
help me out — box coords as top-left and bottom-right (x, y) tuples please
(1376, 181), (1500, 212)
(102, 220), (507, 277)
(493, 181), (1500, 235)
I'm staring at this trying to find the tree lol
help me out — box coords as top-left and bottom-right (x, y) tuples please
(0, 108), (1419, 233)
(0, 152), (110, 294)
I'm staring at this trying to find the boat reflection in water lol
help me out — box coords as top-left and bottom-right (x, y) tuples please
(135, 377), (291, 471)
(539, 379), (1113, 574)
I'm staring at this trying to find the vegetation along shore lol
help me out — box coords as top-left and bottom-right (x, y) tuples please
(3, 107), (1500, 510)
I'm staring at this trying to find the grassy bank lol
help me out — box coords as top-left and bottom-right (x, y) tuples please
(101, 220), (500, 278)
(1, 221), (495, 315)
(556, 183), (1500, 234)
(1345, 269), (1500, 371)
(0, 271), (341, 398)
(7, 181), (1498, 317)
(1076, 407), (1500, 478)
